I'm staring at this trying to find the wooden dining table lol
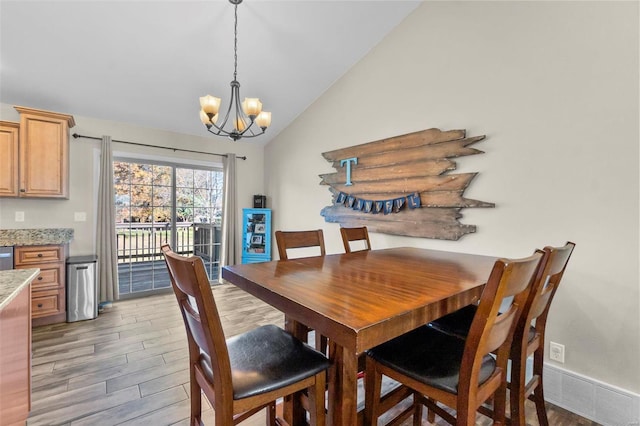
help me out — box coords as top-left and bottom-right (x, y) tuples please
(222, 246), (498, 426)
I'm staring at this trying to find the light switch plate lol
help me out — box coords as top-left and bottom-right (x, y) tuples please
(74, 212), (87, 222)
(15, 211), (25, 222)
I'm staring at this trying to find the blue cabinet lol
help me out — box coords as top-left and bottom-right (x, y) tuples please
(242, 208), (271, 264)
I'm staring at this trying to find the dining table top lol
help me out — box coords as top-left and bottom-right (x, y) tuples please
(222, 246), (499, 354)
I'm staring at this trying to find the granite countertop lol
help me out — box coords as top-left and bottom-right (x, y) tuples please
(0, 228), (74, 246)
(0, 268), (39, 309)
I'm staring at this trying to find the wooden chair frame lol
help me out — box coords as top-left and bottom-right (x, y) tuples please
(509, 242), (575, 426)
(161, 245), (327, 426)
(427, 242), (576, 426)
(275, 229), (326, 260)
(340, 226), (371, 253)
(364, 252), (544, 426)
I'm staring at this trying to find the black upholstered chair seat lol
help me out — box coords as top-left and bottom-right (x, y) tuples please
(429, 305), (537, 343)
(428, 305), (477, 340)
(200, 324), (331, 400)
(366, 325), (496, 394)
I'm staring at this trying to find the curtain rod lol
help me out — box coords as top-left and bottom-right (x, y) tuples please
(72, 133), (247, 160)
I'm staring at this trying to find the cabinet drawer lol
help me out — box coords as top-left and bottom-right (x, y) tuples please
(15, 245), (64, 265)
(29, 266), (61, 292)
(32, 291), (61, 318)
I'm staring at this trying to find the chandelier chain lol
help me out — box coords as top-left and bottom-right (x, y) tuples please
(233, 2), (238, 81)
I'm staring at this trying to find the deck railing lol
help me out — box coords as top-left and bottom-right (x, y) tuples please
(116, 222), (221, 263)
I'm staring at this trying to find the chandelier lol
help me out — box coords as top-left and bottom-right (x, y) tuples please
(199, 0), (271, 141)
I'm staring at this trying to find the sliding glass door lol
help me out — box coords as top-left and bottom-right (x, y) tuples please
(114, 158), (223, 297)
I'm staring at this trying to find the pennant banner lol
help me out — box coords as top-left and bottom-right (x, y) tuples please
(335, 192), (422, 215)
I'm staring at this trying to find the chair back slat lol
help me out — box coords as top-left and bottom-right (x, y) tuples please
(340, 226), (371, 253)
(529, 285), (554, 320)
(275, 229), (326, 260)
(481, 304), (519, 355)
(181, 300), (210, 351)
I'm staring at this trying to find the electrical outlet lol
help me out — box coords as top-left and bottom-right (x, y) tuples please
(550, 341), (565, 363)
(74, 212), (87, 222)
(15, 211), (25, 222)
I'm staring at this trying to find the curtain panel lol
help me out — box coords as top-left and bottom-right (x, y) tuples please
(220, 153), (238, 280)
(97, 136), (119, 302)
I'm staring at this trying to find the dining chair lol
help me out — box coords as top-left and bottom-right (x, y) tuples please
(340, 226), (371, 253)
(274, 229), (328, 354)
(428, 242), (575, 426)
(161, 245), (330, 426)
(363, 251), (544, 426)
(275, 229), (326, 260)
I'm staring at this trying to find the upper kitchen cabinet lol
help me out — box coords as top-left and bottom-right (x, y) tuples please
(0, 121), (20, 197)
(12, 106), (76, 199)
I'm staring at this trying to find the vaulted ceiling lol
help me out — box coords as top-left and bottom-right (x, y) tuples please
(0, 1), (421, 145)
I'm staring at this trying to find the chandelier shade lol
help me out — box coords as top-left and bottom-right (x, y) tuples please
(199, 0), (271, 141)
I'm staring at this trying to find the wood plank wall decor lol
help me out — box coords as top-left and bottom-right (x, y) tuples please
(320, 128), (495, 240)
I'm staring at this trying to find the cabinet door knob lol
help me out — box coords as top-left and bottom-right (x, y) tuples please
(38, 276), (43, 280)
(37, 304), (43, 308)
(37, 253), (43, 257)
(20, 189), (26, 192)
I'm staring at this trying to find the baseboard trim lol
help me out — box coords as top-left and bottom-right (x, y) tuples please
(541, 363), (640, 426)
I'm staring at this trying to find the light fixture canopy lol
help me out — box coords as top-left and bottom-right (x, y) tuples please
(199, 0), (271, 141)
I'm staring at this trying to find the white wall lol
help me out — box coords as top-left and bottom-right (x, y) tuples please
(265, 0), (639, 403)
(0, 103), (265, 261)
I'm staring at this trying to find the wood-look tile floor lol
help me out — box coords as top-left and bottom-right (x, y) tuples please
(29, 284), (599, 426)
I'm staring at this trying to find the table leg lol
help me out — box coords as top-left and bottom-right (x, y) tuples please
(328, 341), (359, 426)
(284, 317), (307, 426)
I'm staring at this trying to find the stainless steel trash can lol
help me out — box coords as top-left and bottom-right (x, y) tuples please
(0, 246), (13, 270)
(66, 255), (98, 322)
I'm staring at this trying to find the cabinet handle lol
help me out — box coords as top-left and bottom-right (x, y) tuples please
(20, 189), (25, 192)
(37, 304), (43, 308)
(37, 253), (43, 257)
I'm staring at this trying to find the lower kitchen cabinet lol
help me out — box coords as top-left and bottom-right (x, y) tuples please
(14, 244), (68, 326)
